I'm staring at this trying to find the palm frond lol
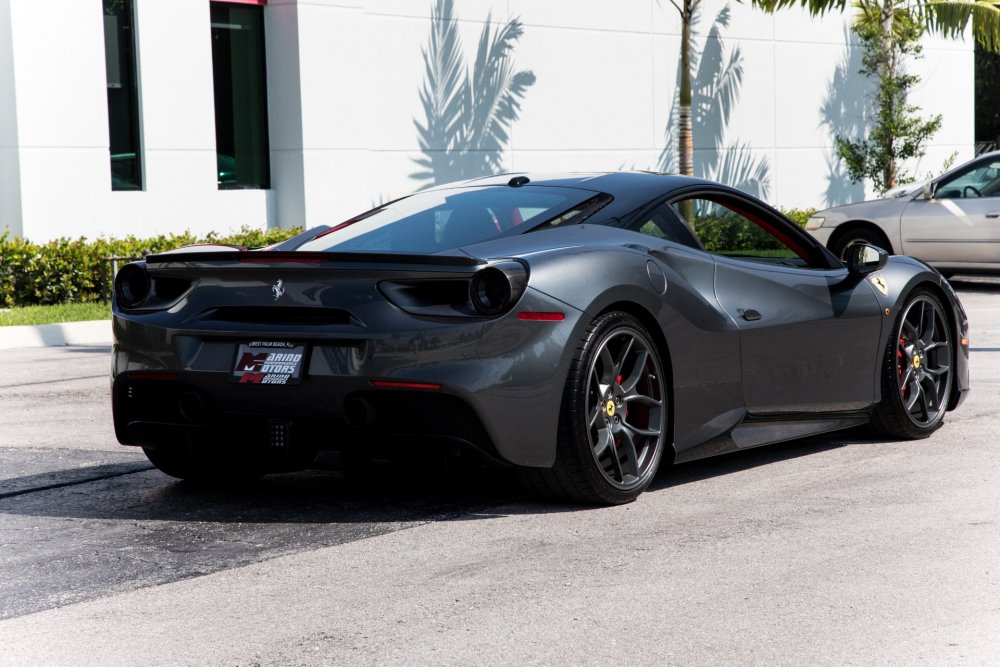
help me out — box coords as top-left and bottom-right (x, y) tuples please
(924, 1), (1000, 53)
(694, 10), (743, 147)
(747, 0), (847, 16)
(412, 0), (468, 185)
(467, 15), (535, 177)
(709, 143), (772, 199)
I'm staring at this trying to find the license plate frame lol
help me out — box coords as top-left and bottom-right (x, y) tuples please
(231, 341), (307, 385)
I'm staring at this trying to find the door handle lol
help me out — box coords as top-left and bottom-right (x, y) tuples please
(986, 212), (1000, 218)
(738, 308), (762, 321)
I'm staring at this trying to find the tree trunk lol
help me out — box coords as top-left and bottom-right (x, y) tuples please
(678, 4), (694, 178)
(880, 0), (898, 190)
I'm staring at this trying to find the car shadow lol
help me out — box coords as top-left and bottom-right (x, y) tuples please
(0, 428), (879, 524)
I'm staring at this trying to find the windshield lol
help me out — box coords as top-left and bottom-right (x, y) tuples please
(296, 185), (605, 253)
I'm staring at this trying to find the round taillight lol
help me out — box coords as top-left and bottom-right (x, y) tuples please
(115, 262), (151, 308)
(470, 261), (527, 316)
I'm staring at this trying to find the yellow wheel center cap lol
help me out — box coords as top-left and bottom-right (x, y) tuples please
(606, 400), (616, 417)
(913, 354), (922, 370)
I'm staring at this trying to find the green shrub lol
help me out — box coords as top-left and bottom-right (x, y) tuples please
(0, 226), (302, 307)
(690, 208), (818, 255)
(780, 208), (818, 228)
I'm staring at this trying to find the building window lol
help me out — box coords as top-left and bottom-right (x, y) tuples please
(975, 40), (1000, 155)
(103, 0), (142, 191)
(211, 2), (271, 189)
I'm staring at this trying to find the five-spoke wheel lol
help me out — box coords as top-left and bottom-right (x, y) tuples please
(873, 290), (953, 438)
(584, 323), (665, 491)
(526, 311), (668, 504)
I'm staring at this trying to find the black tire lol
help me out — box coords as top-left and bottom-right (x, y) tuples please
(142, 445), (265, 483)
(527, 311), (668, 505)
(829, 227), (889, 260)
(871, 289), (953, 439)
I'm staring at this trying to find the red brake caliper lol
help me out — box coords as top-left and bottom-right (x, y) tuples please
(897, 335), (907, 397)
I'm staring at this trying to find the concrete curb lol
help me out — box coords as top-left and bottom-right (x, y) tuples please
(0, 320), (113, 350)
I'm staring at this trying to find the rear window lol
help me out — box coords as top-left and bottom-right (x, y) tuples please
(297, 185), (605, 253)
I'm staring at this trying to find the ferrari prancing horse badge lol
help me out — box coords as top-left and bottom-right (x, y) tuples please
(870, 275), (888, 296)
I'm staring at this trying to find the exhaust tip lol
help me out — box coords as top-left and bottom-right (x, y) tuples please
(178, 391), (205, 421)
(344, 396), (376, 428)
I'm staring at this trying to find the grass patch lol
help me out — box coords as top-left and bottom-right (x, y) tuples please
(0, 302), (111, 326)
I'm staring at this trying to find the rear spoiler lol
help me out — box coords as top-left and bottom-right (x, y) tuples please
(143, 248), (484, 268)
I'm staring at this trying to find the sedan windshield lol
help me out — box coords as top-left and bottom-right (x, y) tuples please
(297, 185), (604, 253)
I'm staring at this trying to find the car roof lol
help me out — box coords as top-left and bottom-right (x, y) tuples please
(436, 171), (723, 200)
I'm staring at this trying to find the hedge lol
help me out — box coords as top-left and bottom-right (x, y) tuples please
(0, 227), (302, 308)
(693, 208), (814, 254)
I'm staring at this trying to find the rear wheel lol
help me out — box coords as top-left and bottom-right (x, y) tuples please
(528, 311), (668, 505)
(871, 289), (953, 438)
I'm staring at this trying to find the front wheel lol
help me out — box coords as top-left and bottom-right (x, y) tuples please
(528, 311), (668, 505)
(871, 289), (954, 438)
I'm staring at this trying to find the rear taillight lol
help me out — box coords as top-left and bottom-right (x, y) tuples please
(469, 261), (528, 316)
(114, 262), (192, 311)
(115, 262), (151, 308)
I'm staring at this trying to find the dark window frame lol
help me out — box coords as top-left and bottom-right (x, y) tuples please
(210, 2), (272, 190)
(103, 0), (143, 191)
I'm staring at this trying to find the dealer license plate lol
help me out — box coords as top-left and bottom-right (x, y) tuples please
(231, 341), (307, 385)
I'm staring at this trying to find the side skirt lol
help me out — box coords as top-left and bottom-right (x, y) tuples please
(673, 412), (871, 464)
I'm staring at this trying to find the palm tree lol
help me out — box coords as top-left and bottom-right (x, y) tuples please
(660, 5), (771, 199)
(753, 0), (1000, 52)
(751, 0), (1000, 190)
(664, 0), (702, 177)
(411, 0), (535, 186)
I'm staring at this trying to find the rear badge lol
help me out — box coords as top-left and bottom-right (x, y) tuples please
(870, 275), (888, 296)
(232, 341), (306, 385)
(272, 279), (285, 301)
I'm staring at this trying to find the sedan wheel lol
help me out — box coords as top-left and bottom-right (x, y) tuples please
(526, 311), (668, 504)
(830, 228), (888, 260)
(872, 290), (953, 438)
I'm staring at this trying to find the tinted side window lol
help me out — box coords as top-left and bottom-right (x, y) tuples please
(628, 202), (702, 249)
(671, 196), (813, 268)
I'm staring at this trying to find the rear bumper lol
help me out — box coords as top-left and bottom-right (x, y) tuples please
(112, 288), (585, 467)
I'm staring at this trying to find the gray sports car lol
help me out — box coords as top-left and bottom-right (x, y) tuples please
(807, 151), (1000, 274)
(112, 172), (970, 504)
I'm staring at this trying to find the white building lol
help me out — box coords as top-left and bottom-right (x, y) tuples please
(0, 0), (973, 242)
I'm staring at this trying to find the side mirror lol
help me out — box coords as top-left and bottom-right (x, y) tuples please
(921, 182), (937, 200)
(845, 243), (888, 276)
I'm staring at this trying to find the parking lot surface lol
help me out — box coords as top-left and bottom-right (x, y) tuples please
(1, 279), (998, 665)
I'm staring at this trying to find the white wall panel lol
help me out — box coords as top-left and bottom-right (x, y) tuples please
(713, 0), (774, 43)
(510, 0), (653, 35)
(513, 24), (655, 152)
(297, 3), (365, 151)
(509, 148), (660, 175)
(651, 33), (682, 161)
(774, 41), (846, 150)
(8, 0), (108, 149)
(133, 0), (215, 152)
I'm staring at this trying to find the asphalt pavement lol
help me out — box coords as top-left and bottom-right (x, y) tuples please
(0, 279), (998, 665)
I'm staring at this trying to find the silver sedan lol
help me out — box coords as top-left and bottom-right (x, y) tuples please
(806, 151), (1000, 275)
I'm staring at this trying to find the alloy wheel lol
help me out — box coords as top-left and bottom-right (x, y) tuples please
(894, 295), (952, 428)
(585, 327), (665, 489)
